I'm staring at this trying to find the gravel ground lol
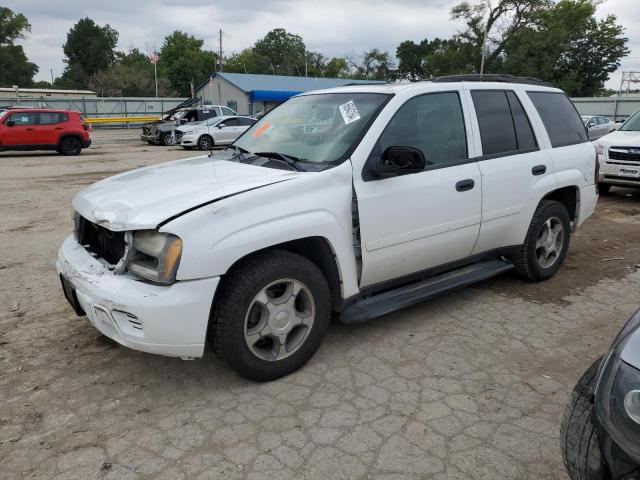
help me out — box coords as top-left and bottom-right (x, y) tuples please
(1, 129), (640, 479)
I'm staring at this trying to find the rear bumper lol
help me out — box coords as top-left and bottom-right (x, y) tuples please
(56, 235), (219, 358)
(82, 138), (92, 148)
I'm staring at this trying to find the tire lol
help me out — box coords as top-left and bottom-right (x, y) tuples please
(59, 137), (82, 156)
(161, 132), (175, 146)
(560, 358), (608, 480)
(514, 200), (571, 281)
(212, 250), (331, 382)
(197, 135), (214, 150)
(598, 183), (612, 195)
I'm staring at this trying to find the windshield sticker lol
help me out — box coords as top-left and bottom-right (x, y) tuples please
(339, 100), (361, 125)
(252, 121), (271, 138)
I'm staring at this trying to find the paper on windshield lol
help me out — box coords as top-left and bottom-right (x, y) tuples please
(339, 100), (361, 125)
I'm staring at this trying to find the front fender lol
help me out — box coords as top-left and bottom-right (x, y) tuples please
(163, 161), (359, 298)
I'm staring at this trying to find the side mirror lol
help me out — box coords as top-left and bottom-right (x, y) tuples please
(217, 123), (226, 129)
(369, 146), (426, 178)
(5, 120), (15, 127)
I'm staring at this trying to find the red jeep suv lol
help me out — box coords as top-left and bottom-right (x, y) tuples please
(0, 108), (92, 155)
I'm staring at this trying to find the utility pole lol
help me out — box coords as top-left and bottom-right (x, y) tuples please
(219, 29), (223, 73)
(50, 69), (54, 85)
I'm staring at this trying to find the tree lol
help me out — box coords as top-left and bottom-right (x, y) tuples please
(159, 31), (217, 96)
(88, 48), (174, 96)
(59, 18), (118, 88)
(254, 28), (306, 76)
(501, 0), (628, 95)
(0, 7), (38, 86)
(347, 49), (394, 80)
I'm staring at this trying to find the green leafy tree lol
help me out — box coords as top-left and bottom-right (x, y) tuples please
(347, 49), (394, 80)
(254, 28), (306, 76)
(501, 0), (628, 95)
(88, 48), (174, 96)
(0, 7), (38, 86)
(159, 31), (217, 96)
(225, 48), (270, 74)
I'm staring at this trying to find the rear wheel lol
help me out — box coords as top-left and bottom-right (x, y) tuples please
(598, 183), (611, 195)
(211, 250), (331, 382)
(59, 137), (82, 156)
(514, 200), (571, 281)
(197, 135), (214, 150)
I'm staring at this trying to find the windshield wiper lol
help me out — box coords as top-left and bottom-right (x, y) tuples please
(253, 151), (305, 171)
(225, 144), (250, 161)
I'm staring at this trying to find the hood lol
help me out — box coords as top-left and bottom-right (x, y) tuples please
(73, 154), (299, 231)
(596, 129), (640, 147)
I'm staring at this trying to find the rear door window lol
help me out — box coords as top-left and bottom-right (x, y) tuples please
(471, 91), (518, 156)
(38, 112), (68, 124)
(527, 91), (588, 148)
(222, 118), (240, 127)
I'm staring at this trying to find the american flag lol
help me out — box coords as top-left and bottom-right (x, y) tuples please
(149, 52), (159, 64)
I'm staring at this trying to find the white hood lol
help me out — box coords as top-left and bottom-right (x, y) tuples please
(73, 155), (298, 231)
(596, 129), (640, 147)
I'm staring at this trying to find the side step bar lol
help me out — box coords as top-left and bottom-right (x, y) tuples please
(340, 259), (514, 324)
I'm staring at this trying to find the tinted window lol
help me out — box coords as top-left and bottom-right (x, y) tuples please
(506, 91), (537, 150)
(39, 112), (68, 124)
(238, 117), (256, 126)
(221, 107), (235, 115)
(378, 92), (467, 167)
(221, 118), (240, 127)
(527, 92), (588, 147)
(471, 91), (517, 155)
(6, 112), (36, 125)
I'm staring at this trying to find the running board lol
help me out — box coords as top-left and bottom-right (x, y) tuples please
(340, 259), (514, 324)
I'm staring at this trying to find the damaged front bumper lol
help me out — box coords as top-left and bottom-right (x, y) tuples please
(56, 235), (219, 358)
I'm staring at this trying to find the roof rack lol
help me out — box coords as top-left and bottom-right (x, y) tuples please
(430, 74), (552, 87)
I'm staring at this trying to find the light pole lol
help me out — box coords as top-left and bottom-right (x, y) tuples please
(150, 51), (159, 97)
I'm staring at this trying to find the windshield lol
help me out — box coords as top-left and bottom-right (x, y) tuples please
(620, 110), (640, 131)
(234, 92), (390, 164)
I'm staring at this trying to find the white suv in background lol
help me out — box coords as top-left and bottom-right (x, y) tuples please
(595, 108), (640, 194)
(57, 75), (598, 381)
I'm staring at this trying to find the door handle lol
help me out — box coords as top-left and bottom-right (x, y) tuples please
(455, 179), (475, 192)
(26, 128), (34, 131)
(532, 165), (547, 176)
(55, 127), (64, 130)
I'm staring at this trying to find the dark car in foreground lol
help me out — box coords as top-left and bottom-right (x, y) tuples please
(561, 307), (640, 479)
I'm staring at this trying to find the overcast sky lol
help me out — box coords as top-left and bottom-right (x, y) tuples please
(5, 0), (639, 90)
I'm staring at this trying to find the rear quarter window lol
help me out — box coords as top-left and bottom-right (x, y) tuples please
(527, 91), (588, 148)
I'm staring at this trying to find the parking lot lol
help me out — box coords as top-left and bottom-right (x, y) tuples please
(1, 129), (640, 479)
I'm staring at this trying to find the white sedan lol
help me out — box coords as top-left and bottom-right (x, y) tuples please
(176, 115), (256, 150)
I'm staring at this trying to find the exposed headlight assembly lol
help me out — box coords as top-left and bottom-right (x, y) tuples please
(595, 308), (640, 460)
(126, 230), (183, 285)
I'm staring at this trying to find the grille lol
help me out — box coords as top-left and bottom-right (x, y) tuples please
(142, 126), (150, 135)
(174, 131), (183, 143)
(74, 214), (126, 265)
(608, 147), (640, 163)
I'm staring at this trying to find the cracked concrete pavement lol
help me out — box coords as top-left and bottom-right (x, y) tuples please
(2, 130), (640, 479)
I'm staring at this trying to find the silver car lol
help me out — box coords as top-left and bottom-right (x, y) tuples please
(176, 116), (256, 150)
(582, 115), (615, 140)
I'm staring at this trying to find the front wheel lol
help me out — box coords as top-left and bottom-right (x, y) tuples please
(161, 132), (175, 146)
(514, 200), (571, 281)
(197, 135), (214, 150)
(211, 250), (331, 382)
(560, 358), (607, 480)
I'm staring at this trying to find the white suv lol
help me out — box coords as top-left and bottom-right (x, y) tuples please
(57, 75), (598, 381)
(595, 108), (640, 194)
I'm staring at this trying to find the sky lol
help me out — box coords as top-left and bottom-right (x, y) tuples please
(5, 0), (640, 91)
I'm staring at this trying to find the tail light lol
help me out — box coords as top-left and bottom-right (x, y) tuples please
(82, 122), (92, 132)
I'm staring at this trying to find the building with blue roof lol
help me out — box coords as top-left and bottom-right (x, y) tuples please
(194, 72), (384, 115)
